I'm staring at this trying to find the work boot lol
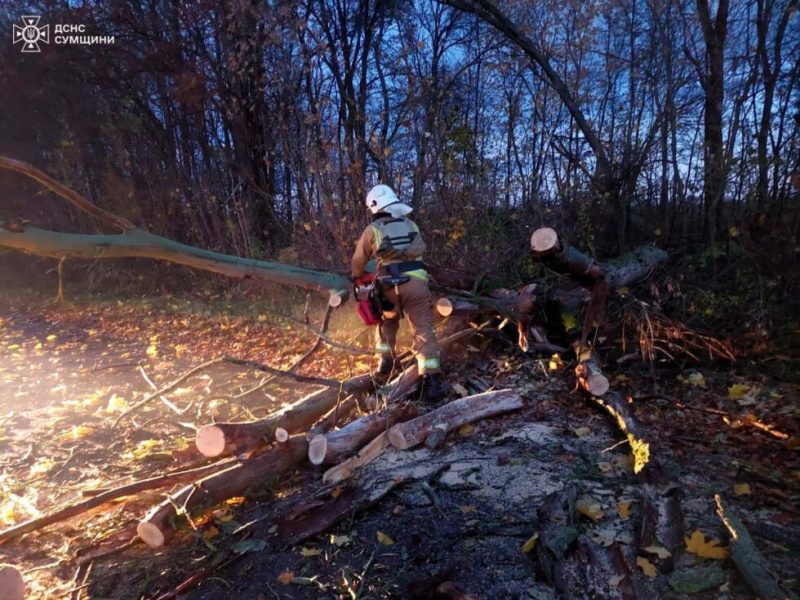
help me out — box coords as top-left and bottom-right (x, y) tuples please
(377, 357), (401, 379)
(419, 374), (449, 403)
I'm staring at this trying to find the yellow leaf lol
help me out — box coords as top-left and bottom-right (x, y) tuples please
(685, 530), (728, 559)
(734, 483), (751, 496)
(549, 353), (564, 370)
(729, 226), (739, 238)
(644, 545), (671, 559)
(521, 533), (539, 553)
(302, 222), (312, 232)
(618, 500), (632, 520)
(29, 457), (56, 476)
(300, 547), (322, 556)
(330, 487), (343, 498)
(105, 393), (128, 413)
(727, 384), (751, 399)
(62, 425), (93, 441)
(0, 501), (17, 525)
(146, 343), (158, 357)
(46, 334), (57, 342)
(376, 531), (395, 545)
(637, 556), (657, 578)
(277, 570), (294, 585)
(576, 496), (604, 522)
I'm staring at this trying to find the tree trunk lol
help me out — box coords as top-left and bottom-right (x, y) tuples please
(387, 389), (524, 450)
(308, 402), (418, 465)
(138, 437), (308, 548)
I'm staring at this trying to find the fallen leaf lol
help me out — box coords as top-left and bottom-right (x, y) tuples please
(459, 505), (477, 514)
(376, 531), (394, 545)
(685, 530), (728, 560)
(330, 534), (351, 546)
(146, 343), (158, 357)
(644, 545), (671, 559)
(572, 426), (591, 438)
(521, 533), (539, 553)
(734, 483), (751, 496)
(105, 393), (128, 413)
(609, 574), (625, 587)
(277, 570), (294, 585)
(618, 500), (632, 520)
(458, 423), (476, 436)
(202, 526), (219, 540)
(29, 457), (56, 476)
(727, 383), (751, 399)
(62, 425), (93, 441)
(232, 539), (266, 554)
(300, 547), (322, 556)
(637, 556), (657, 578)
(679, 372), (706, 388)
(576, 496), (604, 522)
(451, 383), (469, 397)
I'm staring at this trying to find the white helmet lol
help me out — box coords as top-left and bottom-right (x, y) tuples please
(365, 184), (400, 215)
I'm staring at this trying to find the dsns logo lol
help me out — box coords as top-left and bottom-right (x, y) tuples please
(12, 15), (49, 53)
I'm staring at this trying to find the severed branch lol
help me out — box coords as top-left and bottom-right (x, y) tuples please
(138, 365), (193, 416)
(715, 494), (790, 600)
(0, 458), (237, 544)
(308, 402), (418, 465)
(387, 389), (524, 450)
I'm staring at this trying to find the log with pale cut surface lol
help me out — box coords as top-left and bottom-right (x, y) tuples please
(195, 373), (374, 457)
(137, 437), (308, 548)
(308, 402), (418, 465)
(387, 389), (524, 450)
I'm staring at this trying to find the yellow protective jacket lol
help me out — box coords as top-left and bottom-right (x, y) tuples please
(351, 216), (428, 281)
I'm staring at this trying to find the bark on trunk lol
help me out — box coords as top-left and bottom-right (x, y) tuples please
(0, 564), (25, 600)
(138, 437), (307, 548)
(387, 389), (524, 450)
(308, 402), (418, 465)
(715, 494), (789, 600)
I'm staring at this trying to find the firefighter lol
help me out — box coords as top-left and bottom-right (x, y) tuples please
(351, 184), (447, 402)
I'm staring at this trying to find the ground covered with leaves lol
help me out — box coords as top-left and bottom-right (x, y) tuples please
(0, 290), (798, 599)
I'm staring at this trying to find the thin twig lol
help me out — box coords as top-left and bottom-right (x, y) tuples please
(138, 365), (194, 416)
(113, 358), (224, 427)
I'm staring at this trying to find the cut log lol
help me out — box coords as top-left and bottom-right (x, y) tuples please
(575, 359), (610, 396)
(306, 395), (359, 439)
(715, 494), (789, 600)
(274, 427), (289, 443)
(530, 227), (559, 253)
(322, 432), (390, 485)
(0, 564), (25, 600)
(195, 373), (374, 457)
(387, 389), (524, 450)
(137, 437), (307, 548)
(435, 297), (481, 317)
(197, 328), (475, 458)
(639, 485), (684, 572)
(308, 402), (418, 465)
(0, 458), (236, 544)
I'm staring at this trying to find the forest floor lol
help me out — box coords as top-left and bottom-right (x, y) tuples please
(0, 290), (798, 599)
